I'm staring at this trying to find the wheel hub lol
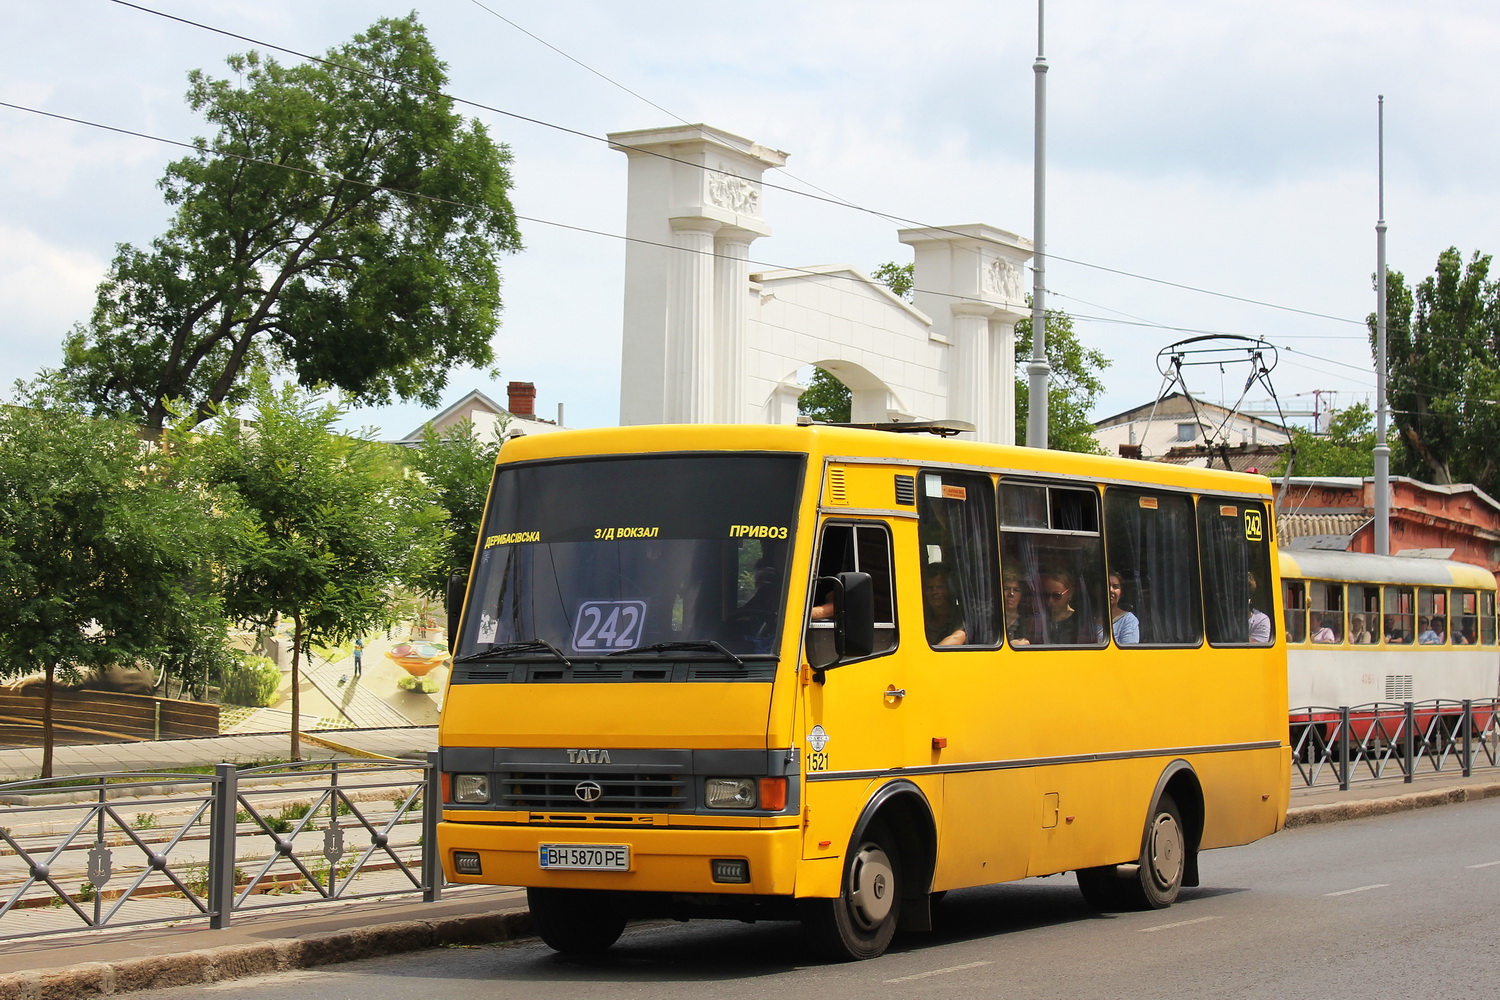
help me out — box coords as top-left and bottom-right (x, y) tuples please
(847, 844), (896, 929)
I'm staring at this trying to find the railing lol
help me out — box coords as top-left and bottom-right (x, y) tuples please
(1290, 698), (1500, 790)
(0, 754), (439, 941)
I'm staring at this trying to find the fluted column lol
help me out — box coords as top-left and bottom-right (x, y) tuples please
(950, 303), (995, 441)
(714, 229), (754, 423)
(666, 218), (720, 424)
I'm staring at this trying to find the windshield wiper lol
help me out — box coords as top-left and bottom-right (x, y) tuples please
(455, 639), (572, 666)
(604, 640), (744, 667)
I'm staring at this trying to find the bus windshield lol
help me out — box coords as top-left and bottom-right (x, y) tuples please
(458, 452), (804, 664)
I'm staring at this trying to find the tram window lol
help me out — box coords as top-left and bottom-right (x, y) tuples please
(1000, 482), (1105, 647)
(812, 522), (897, 659)
(1382, 586), (1414, 644)
(1417, 587), (1448, 644)
(1351, 585), (1379, 644)
(917, 471), (1000, 648)
(1483, 592), (1497, 645)
(1197, 498), (1273, 646)
(1453, 589), (1478, 645)
(1104, 490), (1201, 646)
(1309, 581), (1343, 643)
(1283, 580), (1307, 643)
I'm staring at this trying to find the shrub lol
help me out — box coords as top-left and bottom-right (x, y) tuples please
(221, 653), (280, 707)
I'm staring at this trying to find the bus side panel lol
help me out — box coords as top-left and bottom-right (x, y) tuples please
(1194, 746), (1291, 846)
(932, 770), (1033, 890)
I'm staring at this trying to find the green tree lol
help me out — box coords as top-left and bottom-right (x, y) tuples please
(1015, 306), (1110, 454)
(1371, 248), (1500, 493)
(871, 261), (914, 301)
(798, 368), (852, 423)
(192, 375), (445, 759)
(0, 392), (230, 776)
(406, 418), (502, 595)
(1268, 402), (1392, 477)
(61, 15), (523, 432)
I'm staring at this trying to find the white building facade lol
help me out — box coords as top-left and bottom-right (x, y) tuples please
(610, 124), (1033, 445)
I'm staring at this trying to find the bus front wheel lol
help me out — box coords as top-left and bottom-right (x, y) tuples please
(801, 825), (902, 961)
(527, 887), (626, 954)
(1077, 792), (1186, 912)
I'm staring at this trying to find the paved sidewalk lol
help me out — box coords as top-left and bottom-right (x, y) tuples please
(0, 727), (437, 782)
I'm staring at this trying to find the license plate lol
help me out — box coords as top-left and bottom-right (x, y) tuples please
(538, 843), (630, 871)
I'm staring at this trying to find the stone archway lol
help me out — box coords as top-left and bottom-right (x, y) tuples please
(610, 124), (1033, 444)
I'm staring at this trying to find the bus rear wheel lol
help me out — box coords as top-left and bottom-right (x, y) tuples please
(527, 887), (626, 955)
(1077, 792), (1186, 912)
(801, 825), (902, 961)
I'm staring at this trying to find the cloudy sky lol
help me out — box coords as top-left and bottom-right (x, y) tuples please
(4, 0), (1498, 440)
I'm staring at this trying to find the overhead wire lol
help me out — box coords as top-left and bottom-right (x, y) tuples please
(105, 0), (1376, 337)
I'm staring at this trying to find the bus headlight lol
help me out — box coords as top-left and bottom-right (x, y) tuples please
(453, 774), (490, 804)
(704, 777), (757, 808)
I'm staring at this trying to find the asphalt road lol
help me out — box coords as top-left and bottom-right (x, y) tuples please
(134, 798), (1500, 1000)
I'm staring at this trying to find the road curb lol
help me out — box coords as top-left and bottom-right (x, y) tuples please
(0, 909), (534, 1000)
(1285, 780), (1500, 827)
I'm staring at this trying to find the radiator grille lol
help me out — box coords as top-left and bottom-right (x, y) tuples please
(497, 770), (689, 811)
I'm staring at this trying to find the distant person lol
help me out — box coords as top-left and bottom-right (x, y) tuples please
(1002, 571), (1034, 646)
(922, 563), (967, 646)
(353, 637), (364, 677)
(1248, 571), (1272, 645)
(1349, 615), (1373, 644)
(1041, 569), (1101, 645)
(1385, 615), (1411, 644)
(1108, 571), (1140, 645)
(1418, 616), (1442, 644)
(1311, 617), (1338, 643)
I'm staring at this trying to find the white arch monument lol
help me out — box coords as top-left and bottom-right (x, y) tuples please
(609, 124), (1033, 445)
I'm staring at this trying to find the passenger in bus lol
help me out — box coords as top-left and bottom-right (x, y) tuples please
(1348, 615), (1374, 644)
(1384, 615), (1411, 644)
(1040, 570), (1101, 644)
(1107, 571), (1139, 645)
(1248, 571), (1272, 645)
(1311, 617), (1338, 643)
(1002, 571), (1035, 646)
(1418, 617), (1443, 644)
(922, 563), (968, 646)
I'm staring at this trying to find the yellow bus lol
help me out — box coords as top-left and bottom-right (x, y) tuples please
(437, 422), (1290, 960)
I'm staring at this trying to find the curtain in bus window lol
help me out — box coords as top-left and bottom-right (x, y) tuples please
(917, 472), (999, 647)
(1104, 490), (1202, 645)
(1197, 498), (1273, 646)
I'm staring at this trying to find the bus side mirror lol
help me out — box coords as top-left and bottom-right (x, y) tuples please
(807, 571), (876, 670)
(446, 572), (467, 646)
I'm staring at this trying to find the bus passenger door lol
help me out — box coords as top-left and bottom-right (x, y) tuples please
(801, 519), (908, 861)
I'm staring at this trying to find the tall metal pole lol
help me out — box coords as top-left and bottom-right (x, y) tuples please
(1026, 0), (1051, 449)
(1374, 95), (1391, 555)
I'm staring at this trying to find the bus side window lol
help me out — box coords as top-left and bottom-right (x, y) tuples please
(1000, 482), (1105, 647)
(811, 522), (897, 659)
(1198, 498), (1273, 646)
(1283, 580), (1307, 643)
(1104, 489), (1201, 646)
(1383, 585), (1414, 644)
(916, 471), (1000, 648)
(1310, 581), (1343, 643)
(1482, 591), (1497, 645)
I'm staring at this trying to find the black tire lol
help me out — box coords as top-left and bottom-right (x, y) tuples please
(526, 887), (626, 955)
(1076, 792), (1186, 912)
(801, 824), (902, 961)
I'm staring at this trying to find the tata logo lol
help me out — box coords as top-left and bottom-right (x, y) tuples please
(574, 780), (603, 803)
(567, 749), (612, 764)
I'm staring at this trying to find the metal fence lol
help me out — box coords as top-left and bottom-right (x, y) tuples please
(0, 753), (439, 941)
(1291, 698), (1500, 790)
(5, 705), (1499, 942)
